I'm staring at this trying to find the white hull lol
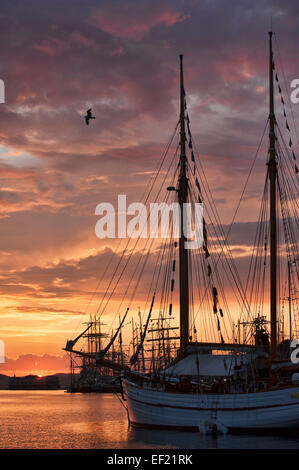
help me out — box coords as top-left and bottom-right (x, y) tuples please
(123, 379), (299, 431)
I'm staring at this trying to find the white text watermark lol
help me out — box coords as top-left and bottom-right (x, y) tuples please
(0, 80), (4, 104)
(291, 339), (299, 364)
(0, 340), (4, 363)
(291, 79), (299, 104)
(95, 195), (204, 250)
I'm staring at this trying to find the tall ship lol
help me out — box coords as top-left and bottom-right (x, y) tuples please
(64, 31), (299, 432)
(65, 316), (125, 393)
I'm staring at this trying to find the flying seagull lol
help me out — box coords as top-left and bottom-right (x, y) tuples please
(85, 108), (96, 126)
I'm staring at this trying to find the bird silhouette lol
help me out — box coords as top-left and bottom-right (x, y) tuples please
(85, 108), (96, 126)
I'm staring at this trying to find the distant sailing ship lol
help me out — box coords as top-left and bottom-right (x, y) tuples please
(65, 317), (124, 393)
(64, 31), (299, 432)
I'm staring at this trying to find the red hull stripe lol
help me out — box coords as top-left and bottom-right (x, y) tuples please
(128, 394), (299, 412)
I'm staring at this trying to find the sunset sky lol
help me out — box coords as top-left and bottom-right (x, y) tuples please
(0, 0), (298, 375)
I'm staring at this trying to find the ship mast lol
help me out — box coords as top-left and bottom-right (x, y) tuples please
(178, 54), (189, 351)
(268, 31), (277, 362)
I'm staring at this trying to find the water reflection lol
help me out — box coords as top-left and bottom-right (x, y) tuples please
(0, 391), (298, 449)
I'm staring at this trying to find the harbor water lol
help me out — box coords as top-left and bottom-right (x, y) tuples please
(0, 390), (298, 449)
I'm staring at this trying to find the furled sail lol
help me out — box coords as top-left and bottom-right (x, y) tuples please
(64, 324), (92, 352)
(96, 308), (129, 359)
(130, 294), (155, 366)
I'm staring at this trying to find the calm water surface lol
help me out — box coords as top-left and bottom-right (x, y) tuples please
(0, 390), (298, 449)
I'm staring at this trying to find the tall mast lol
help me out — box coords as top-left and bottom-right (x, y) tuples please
(178, 54), (189, 351)
(288, 260), (292, 341)
(268, 31), (277, 362)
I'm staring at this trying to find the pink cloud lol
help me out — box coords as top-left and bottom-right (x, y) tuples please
(0, 354), (69, 374)
(33, 40), (56, 56)
(0, 0), (297, 359)
(87, 2), (188, 40)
